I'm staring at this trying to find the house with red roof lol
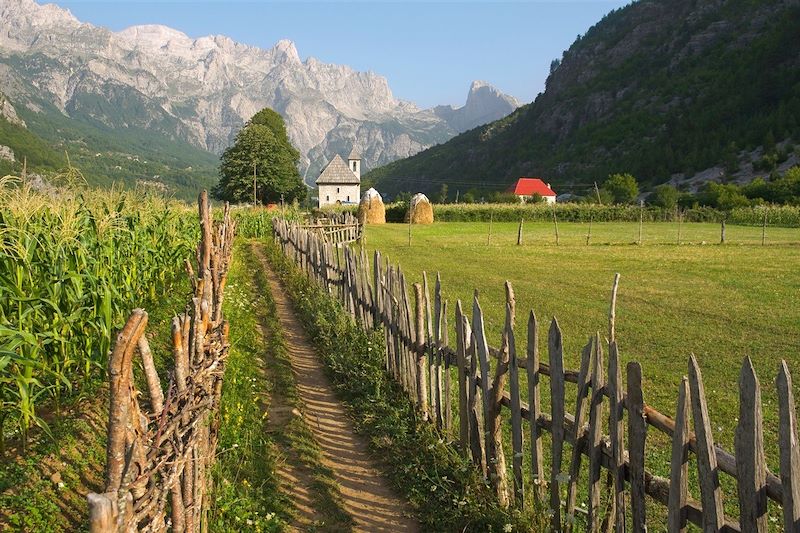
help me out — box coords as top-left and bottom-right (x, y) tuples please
(508, 177), (557, 204)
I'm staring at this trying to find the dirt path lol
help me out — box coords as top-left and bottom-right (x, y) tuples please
(257, 319), (325, 531)
(253, 244), (419, 532)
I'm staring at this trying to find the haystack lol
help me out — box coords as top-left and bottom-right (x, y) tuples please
(357, 187), (386, 224)
(406, 193), (434, 224)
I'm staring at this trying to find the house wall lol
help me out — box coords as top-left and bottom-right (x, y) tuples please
(518, 194), (557, 204)
(318, 184), (361, 207)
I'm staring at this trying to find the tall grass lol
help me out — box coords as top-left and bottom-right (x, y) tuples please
(233, 205), (302, 238)
(0, 177), (196, 449)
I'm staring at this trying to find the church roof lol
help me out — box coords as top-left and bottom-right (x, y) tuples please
(347, 147), (361, 160)
(316, 154), (360, 185)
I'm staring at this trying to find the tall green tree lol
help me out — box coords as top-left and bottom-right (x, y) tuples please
(215, 108), (306, 203)
(602, 173), (639, 204)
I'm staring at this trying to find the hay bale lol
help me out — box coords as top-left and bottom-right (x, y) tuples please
(357, 188), (386, 224)
(405, 193), (434, 224)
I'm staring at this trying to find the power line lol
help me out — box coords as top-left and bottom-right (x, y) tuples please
(368, 176), (600, 191)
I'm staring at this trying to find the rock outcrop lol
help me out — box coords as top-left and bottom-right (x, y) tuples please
(0, 92), (25, 128)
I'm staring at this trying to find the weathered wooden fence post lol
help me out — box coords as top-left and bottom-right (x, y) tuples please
(721, 219), (726, 244)
(526, 311), (545, 499)
(735, 357), (767, 531)
(688, 355), (726, 530)
(627, 361), (647, 530)
(777, 361), (800, 530)
(455, 300), (470, 457)
(552, 204), (560, 245)
(668, 377), (691, 532)
(586, 214), (593, 246)
(548, 318), (565, 530)
(587, 333), (605, 531)
(413, 283), (428, 419)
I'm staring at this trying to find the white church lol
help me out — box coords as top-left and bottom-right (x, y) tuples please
(316, 148), (361, 208)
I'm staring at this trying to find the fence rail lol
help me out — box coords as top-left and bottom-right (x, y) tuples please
(88, 192), (236, 532)
(273, 217), (800, 532)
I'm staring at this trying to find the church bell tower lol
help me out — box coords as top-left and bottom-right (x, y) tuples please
(347, 147), (361, 180)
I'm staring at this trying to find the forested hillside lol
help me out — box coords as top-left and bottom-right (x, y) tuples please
(0, 89), (218, 199)
(367, 0), (800, 196)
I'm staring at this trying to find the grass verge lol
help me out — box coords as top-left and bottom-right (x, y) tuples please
(263, 238), (545, 532)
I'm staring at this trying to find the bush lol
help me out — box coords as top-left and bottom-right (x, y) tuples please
(602, 173), (639, 204)
(650, 184), (679, 209)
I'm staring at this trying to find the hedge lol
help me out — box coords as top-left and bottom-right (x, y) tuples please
(321, 203), (800, 227)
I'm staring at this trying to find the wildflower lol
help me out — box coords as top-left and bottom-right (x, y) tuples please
(430, 485), (437, 492)
(504, 524), (513, 533)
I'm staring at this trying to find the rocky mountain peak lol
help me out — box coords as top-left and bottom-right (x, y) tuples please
(117, 24), (194, 50)
(272, 39), (301, 64)
(433, 81), (520, 134)
(466, 80), (519, 109)
(469, 80), (489, 91)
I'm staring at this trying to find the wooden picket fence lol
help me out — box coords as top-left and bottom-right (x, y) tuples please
(302, 212), (363, 245)
(87, 192), (236, 532)
(273, 218), (800, 532)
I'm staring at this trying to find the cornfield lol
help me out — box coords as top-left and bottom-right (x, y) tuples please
(0, 177), (196, 449)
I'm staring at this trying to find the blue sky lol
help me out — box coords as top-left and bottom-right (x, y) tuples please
(58, 0), (630, 108)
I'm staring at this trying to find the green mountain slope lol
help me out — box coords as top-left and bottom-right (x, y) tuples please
(367, 0), (800, 197)
(0, 86), (218, 200)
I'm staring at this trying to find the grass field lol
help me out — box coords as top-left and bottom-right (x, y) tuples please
(362, 221), (800, 483)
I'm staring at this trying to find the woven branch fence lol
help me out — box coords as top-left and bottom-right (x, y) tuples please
(87, 191), (236, 532)
(274, 218), (800, 532)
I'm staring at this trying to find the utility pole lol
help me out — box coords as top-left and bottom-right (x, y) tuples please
(594, 181), (602, 204)
(253, 162), (257, 205)
(455, 189), (460, 204)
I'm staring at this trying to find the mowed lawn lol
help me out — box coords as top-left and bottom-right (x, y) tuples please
(361, 221), (800, 476)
